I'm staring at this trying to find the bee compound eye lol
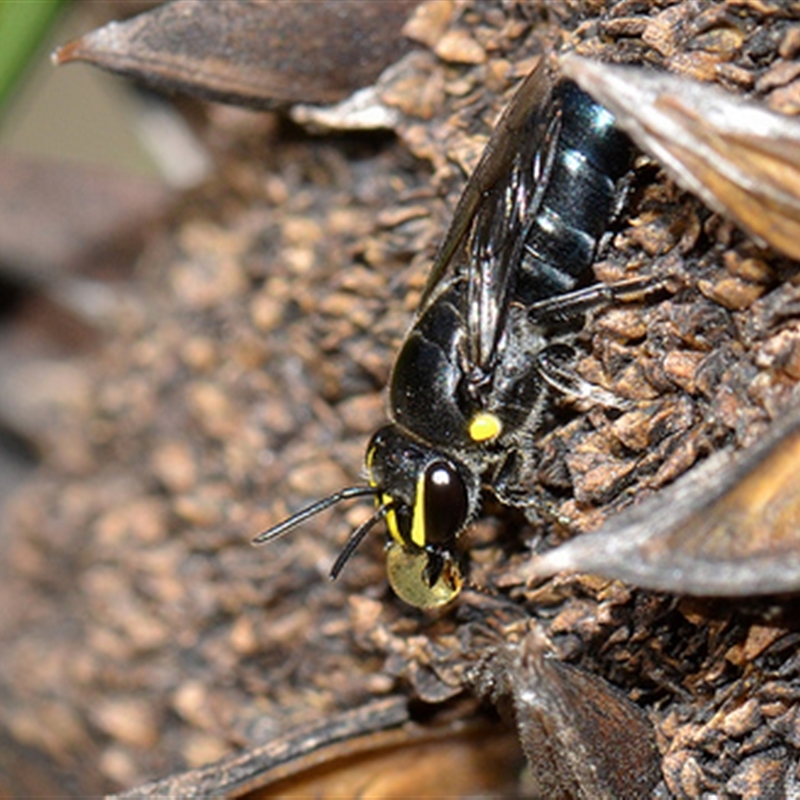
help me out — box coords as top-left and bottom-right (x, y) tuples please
(424, 461), (469, 547)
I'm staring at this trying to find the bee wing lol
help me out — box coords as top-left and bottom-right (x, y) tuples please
(526, 401), (800, 595)
(419, 55), (557, 367)
(561, 55), (800, 260)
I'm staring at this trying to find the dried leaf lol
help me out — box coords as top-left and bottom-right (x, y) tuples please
(110, 697), (521, 798)
(472, 627), (661, 800)
(527, 400), (800, 595)
(53, 0), (420, 110)
(561, 55), (800, 260)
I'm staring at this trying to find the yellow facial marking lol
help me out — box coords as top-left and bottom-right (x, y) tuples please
(365, 445), (377, 480)
(383, 500), (403, 546)
(409, 470), (427, 548)
(468, 411), (502, 442)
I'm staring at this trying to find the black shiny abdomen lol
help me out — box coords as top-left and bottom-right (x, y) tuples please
(516, 80), (631, 304)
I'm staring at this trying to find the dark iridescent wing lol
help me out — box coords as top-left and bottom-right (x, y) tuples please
(418, 55), (558, 369)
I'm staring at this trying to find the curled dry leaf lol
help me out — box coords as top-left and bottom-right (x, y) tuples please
(470, 626), (661, 800)
(527, 399), (800, 595)
(53, 0), (420, 110)
(561, 55), (800, 260)
(109, 697), (521, 799)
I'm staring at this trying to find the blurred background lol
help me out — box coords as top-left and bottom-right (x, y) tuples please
(0, 0), (208, 524)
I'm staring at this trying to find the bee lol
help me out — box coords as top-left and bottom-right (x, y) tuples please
(255, 56), (637, 608)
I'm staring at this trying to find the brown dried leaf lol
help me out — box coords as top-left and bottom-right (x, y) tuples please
(472, 627), (661, 800)
(54, 0), (420, 110)
(109, 697), (521, 798)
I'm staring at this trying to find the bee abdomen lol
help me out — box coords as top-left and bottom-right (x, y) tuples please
(518, 80), (632, 303)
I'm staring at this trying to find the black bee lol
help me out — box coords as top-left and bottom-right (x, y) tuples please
(255, 57), (635, 608)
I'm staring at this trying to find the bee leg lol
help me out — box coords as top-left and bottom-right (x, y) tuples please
(527, 275), (667, 325)
(536, 343), (633, 412)
(596, 169), (637, 258)
(492, 450), (578, 531)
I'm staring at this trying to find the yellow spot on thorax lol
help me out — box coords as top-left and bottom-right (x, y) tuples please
(469, 411), (502, 442)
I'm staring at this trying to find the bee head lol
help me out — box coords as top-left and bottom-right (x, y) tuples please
(253, 425), (480, 609)
(365, 425), (481, 607)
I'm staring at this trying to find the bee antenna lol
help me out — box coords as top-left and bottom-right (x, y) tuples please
(253, 486), (379, 545)
(329, 502), (393, 581)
